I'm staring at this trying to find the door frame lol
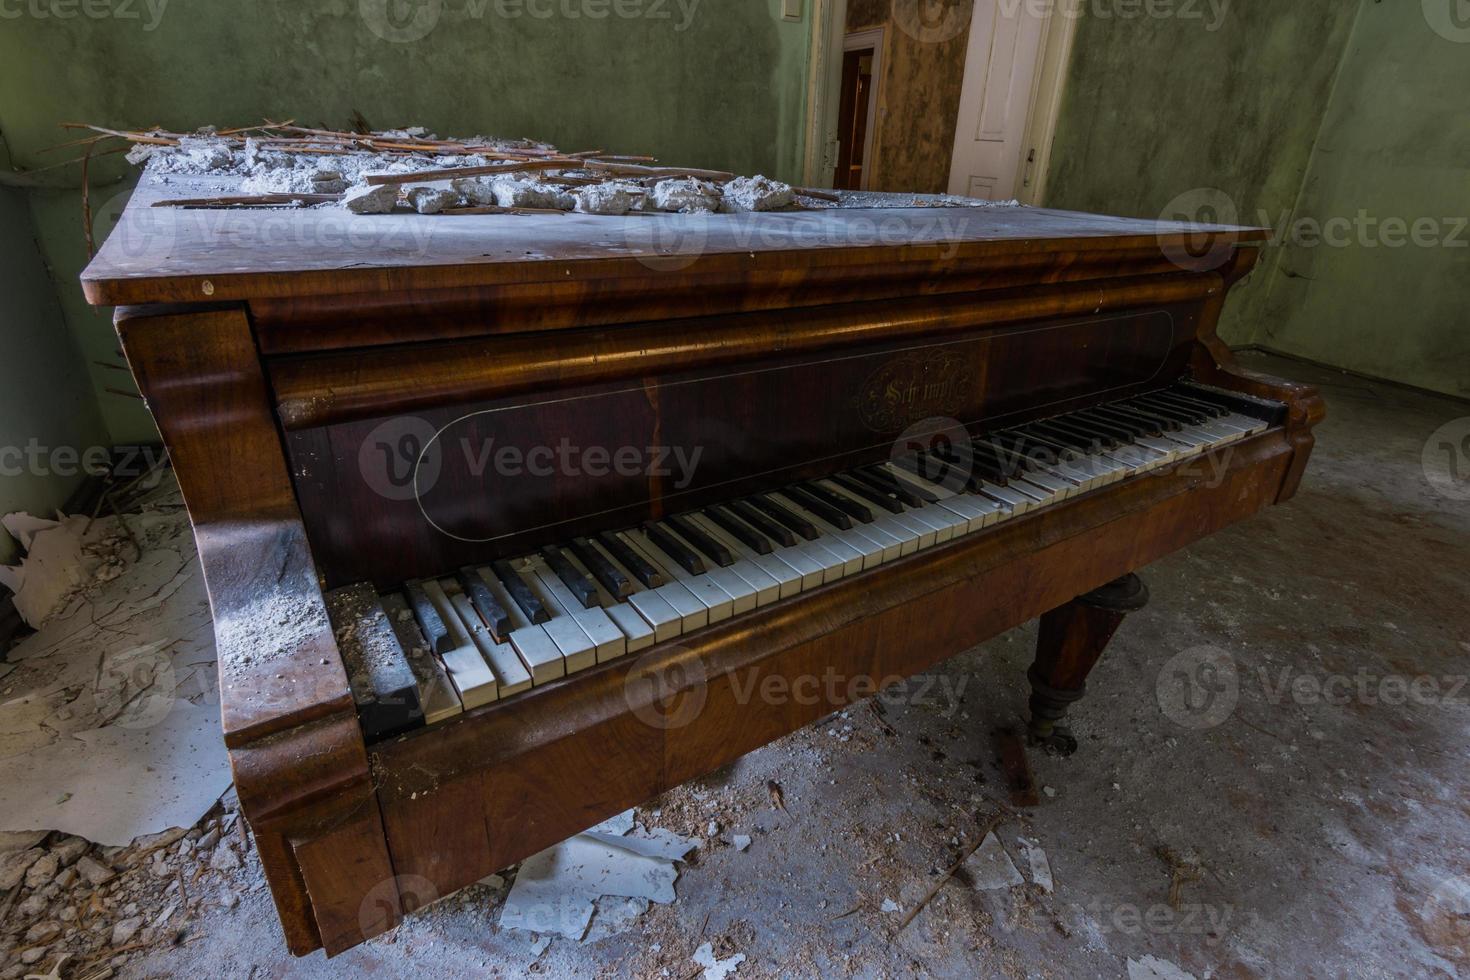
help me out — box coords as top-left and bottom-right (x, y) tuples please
(840, 28), (885, 191)
(801, 0), (850, 187)
(1016, 2), (1080, 205)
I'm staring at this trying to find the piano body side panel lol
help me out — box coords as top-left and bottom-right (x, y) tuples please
(283, 286), (1214, 590)
(373, 428), (1296, 904)
(113, 306), (399, 956)
(1186, 246), (1326, 502)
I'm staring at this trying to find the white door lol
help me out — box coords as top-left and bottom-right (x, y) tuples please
(947, 0), (1050, 201)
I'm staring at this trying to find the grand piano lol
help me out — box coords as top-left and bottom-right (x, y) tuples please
(83, 170), (1322, 956)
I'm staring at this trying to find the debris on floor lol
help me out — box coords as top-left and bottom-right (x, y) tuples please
(964, 831), (1025, 891)
(1127, 954), (1199, 980)
(499, 808), (698, 941)
(0, 472), (224, 845)
(1019, 837), (1054, 893)
(691, 939), (745, 980)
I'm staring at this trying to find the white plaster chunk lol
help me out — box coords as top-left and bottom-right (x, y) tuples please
(490, 177), (575, 210)
(692, 941), (745, 980)
(1127, 955), (1199, 980)
(652, 177), (722, 213)
(574, 181), (648, 215)
(405, 186), (461, 214)
(342, 183), (399, 214)
(964, 832), (1025, 890)
(719, 174), (795, 212)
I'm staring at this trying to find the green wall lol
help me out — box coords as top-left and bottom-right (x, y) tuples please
(1255, 3), (1470, 399)
(0, 185), (108, 564)
(1042, 0), (1361, 346)
(0, 0), (815, 444)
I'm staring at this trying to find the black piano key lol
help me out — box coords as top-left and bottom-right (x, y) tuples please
(707, 504), (774, 554)
(949, 442), (1012, 485)
(751, 494), (820, 541)
(1157, 389), (1229, 418)
(596, 531), (664, 589)
(666, 513), (734, 567)
(782, 485), (852, 530)
(1171, 382), (1261, 417)
(1106, 402), (1180, 432)
(801, 480), (874, 523)
(1077, 407), (1155, 439)
(728, 499), (797, 547)
(1047, 417), (1119, 451)
(539, 545), (600, 608)
(858, 465), (934, 506)
(831, 472), (904, 514)
(1026, 421), (1094, 454)
(569, 536), (633, 600)
(405, 580), (454, 656)
(1141, 392), (1213, 422)
(644, 522), (707, 575)
(491, 559), (551, 624)
(1127, 397), (1201, 426)
(971, 439), (1023, 482)
(327, 584), (424, 741)
(456, 567), (512, 642)
(1008, 429), (1078, 463)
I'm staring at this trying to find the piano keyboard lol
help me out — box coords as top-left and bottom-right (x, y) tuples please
(325, 381), (1276, 741)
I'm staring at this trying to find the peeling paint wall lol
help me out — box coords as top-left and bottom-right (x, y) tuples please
(847, 0), (973, 193)
(0, 0), (814, 444)
(1042, 1), (1361, 346)
(0, 186), (108, 564)
(1255, 4), (1470, 399)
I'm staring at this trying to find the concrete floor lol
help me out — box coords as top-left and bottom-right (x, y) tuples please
(122, 352), (1470, 979)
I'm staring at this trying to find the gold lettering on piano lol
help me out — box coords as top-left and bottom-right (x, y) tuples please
(856, 351), (971, 433)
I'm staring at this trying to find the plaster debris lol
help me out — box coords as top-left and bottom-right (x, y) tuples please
(0, 514), (89, 627)
(489, 177), (577, 211)
(451, 177), (500, 205)
(732, 834), (751, 852)
(1020, 838), (1054, 893)
(1127, 955), (1199, 980)
(529, 934), (552, 957)
(880, 898), (900, 913)
(343, 183), (399, 214)
(719, 175), (794, 212)
(692, 941), (745, 980)
(964, 832), (1025, 890)
(500, 809), (697, 940)
(405, 185), (461, 214)
(574, 181), (646, 214)
(652, 177), (722, 213)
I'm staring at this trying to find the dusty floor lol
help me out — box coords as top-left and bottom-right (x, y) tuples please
(8, 352), (1470, 979)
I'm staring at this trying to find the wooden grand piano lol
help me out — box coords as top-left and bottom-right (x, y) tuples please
(83, 171), (1322, 956)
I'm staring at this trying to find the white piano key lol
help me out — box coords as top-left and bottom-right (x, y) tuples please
(622, 530), (736, 623)
(980, 482), (1037, 515)
(881, 463), (998, 530)
(652, 522), (761, 615)
(506, 557), (598, 673)
(475, 567), (566, 684)
(559, 547), (660, 650)
(772, 493), (876, 572)
(446, 590), (532, 698)
(679, 514), (782, 606)
(421, 579), (499, 709)
(819, 480), (925, 555)
(524, 555), (628, 664)
(381, 592), (463, 725)
(689, 512), (804, 600)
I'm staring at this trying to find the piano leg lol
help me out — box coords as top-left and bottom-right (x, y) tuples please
(1026, 573), (1150, 755)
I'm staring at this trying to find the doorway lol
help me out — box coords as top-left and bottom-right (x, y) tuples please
(833, 29), (883, 191)
(947, 0), (1077, 203)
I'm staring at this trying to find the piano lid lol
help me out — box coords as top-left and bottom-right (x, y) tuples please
(81, 168), (1268, 307)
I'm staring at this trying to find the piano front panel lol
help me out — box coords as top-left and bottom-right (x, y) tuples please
(287, 303), (1201, 589)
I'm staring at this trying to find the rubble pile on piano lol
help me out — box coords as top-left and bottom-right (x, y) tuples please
(79, 121), (1007, 216)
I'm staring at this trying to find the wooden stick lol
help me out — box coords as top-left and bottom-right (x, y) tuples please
(582, 161), (734, 182)
(893, 813), (1005, 935)
(151, 193), (342, 208)
(795, 186), (842, 202)
(363, 158), (582, 185)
